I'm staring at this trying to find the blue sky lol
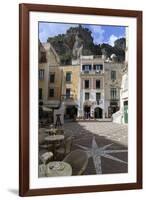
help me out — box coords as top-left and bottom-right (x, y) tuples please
(39, 22), (126, 46)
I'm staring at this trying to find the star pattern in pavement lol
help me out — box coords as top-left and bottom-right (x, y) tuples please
(76, 136), (128, 174)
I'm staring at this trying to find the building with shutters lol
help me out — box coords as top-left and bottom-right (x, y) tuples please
(78, 55), (105, 119)
(77, 55), (124, 119)
(48, 65), (80, 119)
(104, 61), (123, 118)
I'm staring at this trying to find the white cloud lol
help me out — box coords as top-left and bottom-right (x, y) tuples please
(108, 35), (118, 46)
(108, 34), (124, 46)
(39, 23), (78, 43)
(85, 25), (105, 44)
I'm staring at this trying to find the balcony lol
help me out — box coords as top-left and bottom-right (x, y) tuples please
(110, 97), (119, 101)
(61, 95), (78, 106)
(61, 94), (74, 101)
(84, 99), (104, 107)
(81, 70), (103, 75)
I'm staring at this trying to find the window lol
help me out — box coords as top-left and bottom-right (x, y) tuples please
(49, 88), (54, 97)
(82, 65), (92, 71)
(110, 88), (117, 99)
(85, 92), (90, 100)
(39, 88), (42, 100)
(93, 64), (103, 70)
(39, 69), (44, 80)
(50, 73), (55, 83)
(66, 88), (71, 98)
(66, 72), (72, 82)
(111, 70), (116, 80)
(100, 65), (103, 70)
(96, 80), (100, 89)
(39, 52), (46, 63)
(85, 80), (89, 89)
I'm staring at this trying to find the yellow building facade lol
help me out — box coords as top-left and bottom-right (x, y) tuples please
(61, 66), (80, 119)
(61, 66), (80, 102)
(39, 42), (60, 104)
(39, 41), (80, 117)
(48, 66), (62, 106)
(47, 65), (80, 118)
(48, 66), (80, 100)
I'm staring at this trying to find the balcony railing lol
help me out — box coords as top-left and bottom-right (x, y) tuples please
(81, 70), (103, 75)
(61, 95), (74, 101)
(84, 99), (104, 107)
(109, 98), (120, 102)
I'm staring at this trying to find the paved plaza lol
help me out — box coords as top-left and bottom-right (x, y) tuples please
(39, 121), (128, 176)
(64, 121), (128, 175)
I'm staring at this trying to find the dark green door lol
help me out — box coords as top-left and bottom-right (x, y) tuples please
(124, 101), (128, 123)
(94, 107), (102, 119)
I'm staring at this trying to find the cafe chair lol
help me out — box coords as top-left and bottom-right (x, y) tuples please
(39, 132), (53, 151)
(56, 136), (73, 159)
(63, 149), (88, 175)
(39, 151), (53, 165)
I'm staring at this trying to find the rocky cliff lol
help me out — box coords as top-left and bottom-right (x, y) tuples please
(47, 25), (125, 65)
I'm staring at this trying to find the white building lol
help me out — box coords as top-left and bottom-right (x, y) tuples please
(78, 55), (124, 119)
(112, 28), (128, 124)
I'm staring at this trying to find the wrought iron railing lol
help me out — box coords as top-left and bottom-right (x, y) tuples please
(61, 94), (74, 100)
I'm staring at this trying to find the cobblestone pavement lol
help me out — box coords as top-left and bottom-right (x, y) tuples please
(64, 122), (128, 175)
(64, 122), (128, 146)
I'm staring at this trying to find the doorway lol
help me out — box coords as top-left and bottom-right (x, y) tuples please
(65, 106), (78, 119)
(94, 107), (103, 119)
(84, 106), (90, 119)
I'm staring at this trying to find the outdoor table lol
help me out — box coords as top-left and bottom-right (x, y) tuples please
(45, 128), (58, 135)
(46, 161), (72, 177)
(56, 128), (64, 135)
(45, 135), (64, 159)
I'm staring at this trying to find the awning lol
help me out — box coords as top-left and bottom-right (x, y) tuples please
(43, 103), (60, 109)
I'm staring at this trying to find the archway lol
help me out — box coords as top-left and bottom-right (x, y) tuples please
(94, 107), (103, 119)
(84, 106), (91, 119)
(65, 106), (78, 119)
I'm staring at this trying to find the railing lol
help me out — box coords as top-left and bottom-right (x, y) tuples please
(110, 97), (120, 101)
(80, 55), (103, 61)
(81, 70), (103, 75)
(94, 55), (103, 59)
(84, 99), (104, 106)
(61, 95), (74, 101)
